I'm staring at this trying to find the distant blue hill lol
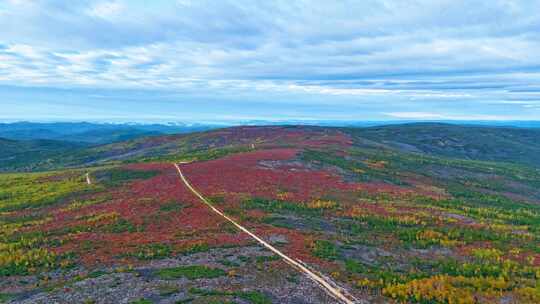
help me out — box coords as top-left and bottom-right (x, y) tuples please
(0, 122), (216, 144)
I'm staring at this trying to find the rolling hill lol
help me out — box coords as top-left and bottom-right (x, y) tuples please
(1, 124), (539, 303)
(3, 123), (539, 173)
(0, 137), (85, 172)
(353, 123), (540, 166)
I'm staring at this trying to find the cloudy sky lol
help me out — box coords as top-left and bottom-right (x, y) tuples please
(1, 0), (540, 122)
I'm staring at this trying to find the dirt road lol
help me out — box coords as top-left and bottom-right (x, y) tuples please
(174, 163), (360, 304)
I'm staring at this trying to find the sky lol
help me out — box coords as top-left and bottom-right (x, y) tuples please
(1, 0), (540, 122)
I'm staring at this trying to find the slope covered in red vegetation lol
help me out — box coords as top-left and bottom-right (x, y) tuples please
(2, 125), (540, 303)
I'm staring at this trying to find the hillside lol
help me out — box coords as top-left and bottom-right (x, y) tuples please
(1, 124), (540, 303)
(8, 124), (539, 172)
(352, 123), (540, 166)
(0, 137), (84, 172)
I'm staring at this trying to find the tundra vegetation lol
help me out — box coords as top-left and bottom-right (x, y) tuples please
(1, 125), (539, 303)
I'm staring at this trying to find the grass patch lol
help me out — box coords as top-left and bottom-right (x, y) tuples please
(156, 265), (226, 280)
(312, 240), (340, 261)
(88, 270), (108, 278)
(104, 218), (143, 233)
(189, 288), (272, 304)
(218, 259), (240, 267)
(138, 146), (253, 164)
(179, 243), (210, 255)
(243, 198), (332, 216)
(158, 284), (180, 296)
(159, 201), (186, 213)
(255, 255), (280, 263)
(130, 299), (153, 304)
(0, 172), (94, 212)
(94, 168), (159, 187)
(0, 293), (14, 303)
(130, 244), (172, 260)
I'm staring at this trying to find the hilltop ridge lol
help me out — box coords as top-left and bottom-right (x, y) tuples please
(2, 124), (539, 173)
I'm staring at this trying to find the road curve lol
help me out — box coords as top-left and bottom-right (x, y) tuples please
(174, 163), (360, 304)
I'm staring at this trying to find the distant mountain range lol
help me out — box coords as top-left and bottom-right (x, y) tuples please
(0, 122), (216, 144)
(2, 120), (540, 144)
(1, 122), (540, 172)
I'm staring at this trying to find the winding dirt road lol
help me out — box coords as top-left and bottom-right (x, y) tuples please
(174, 163), (360, 304)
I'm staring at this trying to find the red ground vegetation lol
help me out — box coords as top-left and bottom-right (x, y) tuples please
(182, 148), (360, 204)
(38, 163), (254, 265)
(193, 126), (353, 150)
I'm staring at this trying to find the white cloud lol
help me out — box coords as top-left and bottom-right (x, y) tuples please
(177, 0), (193, 7)
(383, 112), (526, 121)
(0, 0), (539, 120)
(6, 0), (34, 6)
(86, 1), (124, 20)
(384, 112), (446, 119)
